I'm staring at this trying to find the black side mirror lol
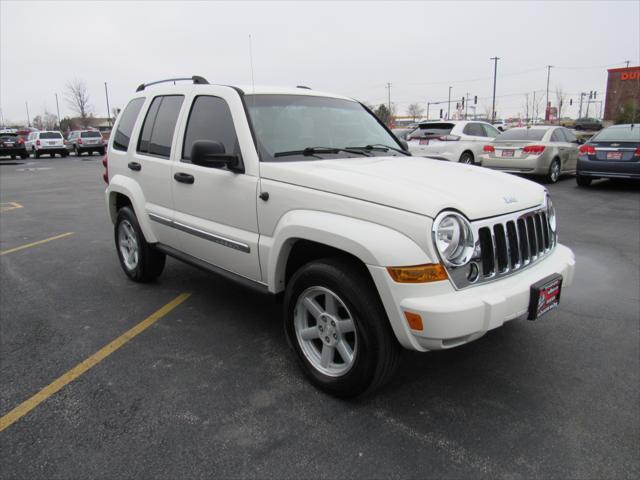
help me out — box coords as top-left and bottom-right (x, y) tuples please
(399, 139), (409, 151)
(190, 140), (244, 172)
(576, 138), (585, 145)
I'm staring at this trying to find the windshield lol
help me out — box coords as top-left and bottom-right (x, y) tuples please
(591, 126), (640, 142)
(245, 94), (403, 161)
(495, 128), (547, 141)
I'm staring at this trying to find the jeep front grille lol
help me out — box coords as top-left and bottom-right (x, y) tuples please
(444, 206), (557, 289)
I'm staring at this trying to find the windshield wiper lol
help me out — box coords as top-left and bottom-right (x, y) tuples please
(347, 144), (411, 156)
(274, 146), (371, 158)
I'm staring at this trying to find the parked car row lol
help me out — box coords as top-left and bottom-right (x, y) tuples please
(405, 119), (638, 185)
(0, 129), (106, 159)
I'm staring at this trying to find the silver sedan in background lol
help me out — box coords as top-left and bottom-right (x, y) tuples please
(478, 125), (582, 183)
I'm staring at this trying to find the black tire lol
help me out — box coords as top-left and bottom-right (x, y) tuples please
(576, 174), (592, 187)
(114, 206), (166, 282)
(62, 151), (68, 157)
(284, 258), (400, 398)
(459, 151), (474, 164)
(20, 152), (27, 159)
(35, 151), (41, 159)
(99, 147), (106, 155)
(74, 146), (80, 156)
(11, 155), (15, 159)
(545, 158), (561, 183)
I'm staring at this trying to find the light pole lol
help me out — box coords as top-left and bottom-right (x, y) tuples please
(447, 86), (452, 119)
(55, 93), (61, 129)
(104, 82), (112, 128)
(25, 101), (31, 127)
(490, 56), (499, 123)
(545, 65), (552, 122)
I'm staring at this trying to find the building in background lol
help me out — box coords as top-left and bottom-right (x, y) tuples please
(604, 66), (640, 122)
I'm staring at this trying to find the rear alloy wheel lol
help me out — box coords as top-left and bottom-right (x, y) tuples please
(546, 159), (561, 183)
(459, 151), (474, 164)
(284, 258), (400, 398)
(115, 206), (166, 282)
(576, 174), (592, 187)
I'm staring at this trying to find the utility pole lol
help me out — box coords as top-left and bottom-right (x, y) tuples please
(426, 102), (430, 121)
(55, 93), (61, 130)
(525, 93), (529, 123)
(104, 82), (112, 128)
(464, 93), (470, 120)
(578, 92), (586, 119)
(447, 86), (452, 119)
(490, 56), (499, 123)
(386, 82), (391, 116)
(625, 60), (630, 68)
(545, 65), (552, 122)
(25, 101), (30, 127)
(532, 91), (536, 122)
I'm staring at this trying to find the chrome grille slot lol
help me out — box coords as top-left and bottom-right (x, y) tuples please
(506, 221), (519, 268)
(478, 227), (495, 276)
(493, 224), (509, 273)
(441, 204), (557, 290)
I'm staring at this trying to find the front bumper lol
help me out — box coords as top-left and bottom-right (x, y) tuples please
(369, 244), (575, 352)
(577, 157), (640, 179)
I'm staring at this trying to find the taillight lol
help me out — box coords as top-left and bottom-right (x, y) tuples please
(102, 153), (109, 184)
(483, 145), (495, 153)
(36, 139), (41, 146)
(579, 145), (596, 155)
(17, 138), (24, 145)
(78, 138), (83, 145)
(634, 147), (640, 157)
(523, 145), (545, 154)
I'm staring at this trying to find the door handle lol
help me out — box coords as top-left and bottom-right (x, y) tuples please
(174, 172), (195, 184)
(128, 162), (141, 171)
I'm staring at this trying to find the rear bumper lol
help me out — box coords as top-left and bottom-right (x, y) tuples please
(369, 244), (575, 352)
(479, 154), (549, 175)
(577, 157), (640, 179)
(0, 146), (27, 155)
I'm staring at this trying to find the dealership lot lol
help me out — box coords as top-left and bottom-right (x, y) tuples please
(0, 156), (638, 478)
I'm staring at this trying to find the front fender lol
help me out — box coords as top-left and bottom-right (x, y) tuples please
(106, 175), (157, 243)
(266, 210), (432, 293)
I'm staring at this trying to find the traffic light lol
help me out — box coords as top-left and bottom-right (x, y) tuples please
(569, 99), (573, 106)
(461, 97), (465, 108)
(593, 91), (597, 99)
(474, 96), (477, 105)
(439, 109), (443, 118)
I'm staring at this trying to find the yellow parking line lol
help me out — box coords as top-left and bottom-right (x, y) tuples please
(0, 202), (24, 213)
(0, 293), (191, 432)
(0, 232), (74, 256)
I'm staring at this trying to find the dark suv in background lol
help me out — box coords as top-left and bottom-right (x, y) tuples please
(0, 132), (28, 159)
(576, 124), (640, 186)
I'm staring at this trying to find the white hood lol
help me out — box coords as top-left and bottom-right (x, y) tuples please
(260, 156), (546, 220)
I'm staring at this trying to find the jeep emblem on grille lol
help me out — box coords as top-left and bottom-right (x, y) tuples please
(503, 196), (518, 204)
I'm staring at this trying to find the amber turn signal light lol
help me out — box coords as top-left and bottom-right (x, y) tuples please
(387, 263), (448, 283)
(404, 311), (424, 331)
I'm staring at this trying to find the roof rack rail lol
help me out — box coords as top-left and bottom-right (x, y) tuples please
(136, 75), (209, 92)
(296, 85), (311, 90)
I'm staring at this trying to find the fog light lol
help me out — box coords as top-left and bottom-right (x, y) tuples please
(467, 262), (479, 282)
(404, 311), (423, 331)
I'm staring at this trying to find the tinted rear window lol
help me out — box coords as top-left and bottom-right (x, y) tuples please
(113, 98), (145, 151)
(40, 132), (62, 139)
(0, 133), (18, 139)
(410, 123), (454, 138)
(591, 126), (640, 142)
(81, 131), (101, 138)
(138, 95), (184, 158)
(496, 128), (547, 141)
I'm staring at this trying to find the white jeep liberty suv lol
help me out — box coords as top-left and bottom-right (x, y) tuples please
(104, 76), (576, 397)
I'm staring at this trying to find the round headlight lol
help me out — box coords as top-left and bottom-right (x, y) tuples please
(432, 212), (475, 267)
(547, 195), (557, 232)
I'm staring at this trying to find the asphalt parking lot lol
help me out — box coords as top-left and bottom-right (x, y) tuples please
(0, 154), (638, 479)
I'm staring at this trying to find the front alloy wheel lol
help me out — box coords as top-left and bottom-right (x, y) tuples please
(294, 286), (357, 377)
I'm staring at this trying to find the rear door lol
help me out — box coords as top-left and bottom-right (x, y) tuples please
(130, 94), (186, 247)
(170, 90), (261, 282)
(560, 128), (579, 171)
(462, 122), (489, 159)
(550, 128), (571, 171)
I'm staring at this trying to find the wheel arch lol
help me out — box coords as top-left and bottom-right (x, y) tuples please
(106, 176), (157, 243)
(266, 210), (431, 294)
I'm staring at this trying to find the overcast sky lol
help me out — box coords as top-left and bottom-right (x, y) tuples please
(1, 0), (639, 124)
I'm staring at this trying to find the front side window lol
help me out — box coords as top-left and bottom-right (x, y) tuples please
(563, 128), (578, 143)
(245, 94), (404, 161)
(482, 124), (500, 137)
(137, 95), (184, 158)
(113, 98), (145, 151)
(182, 96), (239, 161)
(550, 130), (564, 142)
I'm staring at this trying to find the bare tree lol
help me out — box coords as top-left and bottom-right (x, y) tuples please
(406, 103), (424, 121)
(65, 79), (92, 123)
